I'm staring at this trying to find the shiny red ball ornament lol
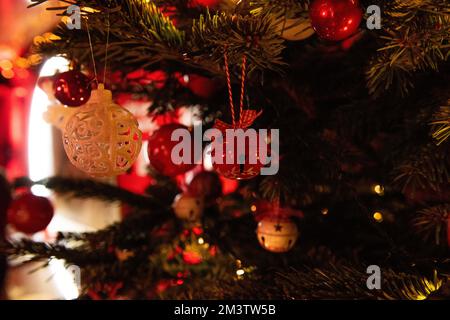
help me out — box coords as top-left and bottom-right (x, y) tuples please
(189, 0), (220, 8)
(177, 74), (220, 99)
(211, 131), (266, 180)
(7, 193), (54, 234)
(309, 0), (363, 41)
(53, 70), (92, 106)
(188, 171), (223, 204)
(147, 124), (196, 177)
(182, 250), (203, 265)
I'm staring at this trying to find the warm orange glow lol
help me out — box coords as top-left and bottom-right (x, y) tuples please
(33, 35), (46, 45)
(28, 54), (42, 65)
(16, 57), (30, 68)
(373, 212), (383, 222)
(15, 68), (30, 79)
(13, 87), (27, 97)
(0, 46), (16, 61)
(42, 32), (60, 41)
(81, 6), (100, 13)
(373, 184), (385, 195)
(0, 59), (13, 70)
(1, 69), (14, 79)
(61, 16), (71, 25)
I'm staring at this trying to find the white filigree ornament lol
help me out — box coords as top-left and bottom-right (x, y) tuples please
(62, 84), (142, 177)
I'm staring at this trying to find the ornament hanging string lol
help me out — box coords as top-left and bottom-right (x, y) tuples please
(223, 48), (247, 128)
(223, 49), (236, 126)
(214, 48), (262, 131)
(85, 10), (111, 86)
(103, 11), (110, 84)
(238, 54), (247, 127)
(85, 17), (99, 87)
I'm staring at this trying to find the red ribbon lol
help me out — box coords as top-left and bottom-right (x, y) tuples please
(213, 109), (262, 132)
(255, 208), (304, 221)
(253, 200), (304, 221)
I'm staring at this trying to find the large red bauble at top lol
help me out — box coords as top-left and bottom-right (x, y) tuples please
(53, 70), (92, 107)
(211, 130), (267, 180)
(309, 0), (363, 41)
(147, 124), (197, 177)
(7, 193), (54, 234)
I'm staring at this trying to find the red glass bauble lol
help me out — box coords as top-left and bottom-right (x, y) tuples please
(7, 193), (54, 234)
(189, 0), (220, 8)
(147, 124), (196, 177)
(182, 250), (203, 265)
(211, 131), (266, 180)
(187, 171), (223, 204)
(160, 6), (178, 26)
(309, 0), (362, 41)
(53, 70), (92, 106)
(177, 74), (220, 99)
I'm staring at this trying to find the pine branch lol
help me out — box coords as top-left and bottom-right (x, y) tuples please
(1, 239), (113, 266)
(366, 0), (450, 97)
(249, 0), (309, 19)
(431, 99), (450, 145)
(273, 265), (442, 300)
(392, 143), (450, 192)
(161, 263), (447, 299)
(33, 0), (186, 70)
(30, 0), (286, 76)
(39, 176), (167, 209)
(189, 11), (286, 73)
(58, 209), (176, 247)
(413, 204), (450, 246)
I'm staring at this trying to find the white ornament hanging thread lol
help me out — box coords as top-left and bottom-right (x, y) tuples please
(62, 14), (142, 177)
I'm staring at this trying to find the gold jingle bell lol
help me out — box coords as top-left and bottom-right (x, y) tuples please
(257, 217), (299, 253)
(173, 194), (204, 222)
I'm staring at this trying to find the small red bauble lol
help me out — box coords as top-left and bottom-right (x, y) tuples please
(53, 70), (92, 106)
(7, 193), (54, 234)
(309, 0), (363, 41)
(182, 250), (203, 265)
(178, 74), (220, 99)
(160, 6), (178, 26)
(189, 0), (220, 8)
(147, 124), (196, 177)
(187, 171), (222, 204)
(211, 131), (266, 180)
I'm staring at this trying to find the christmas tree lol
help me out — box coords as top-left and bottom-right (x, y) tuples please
(2, 0), (450, 300)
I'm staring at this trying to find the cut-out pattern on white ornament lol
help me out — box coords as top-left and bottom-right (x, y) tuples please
(62, 84), (142, 177)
